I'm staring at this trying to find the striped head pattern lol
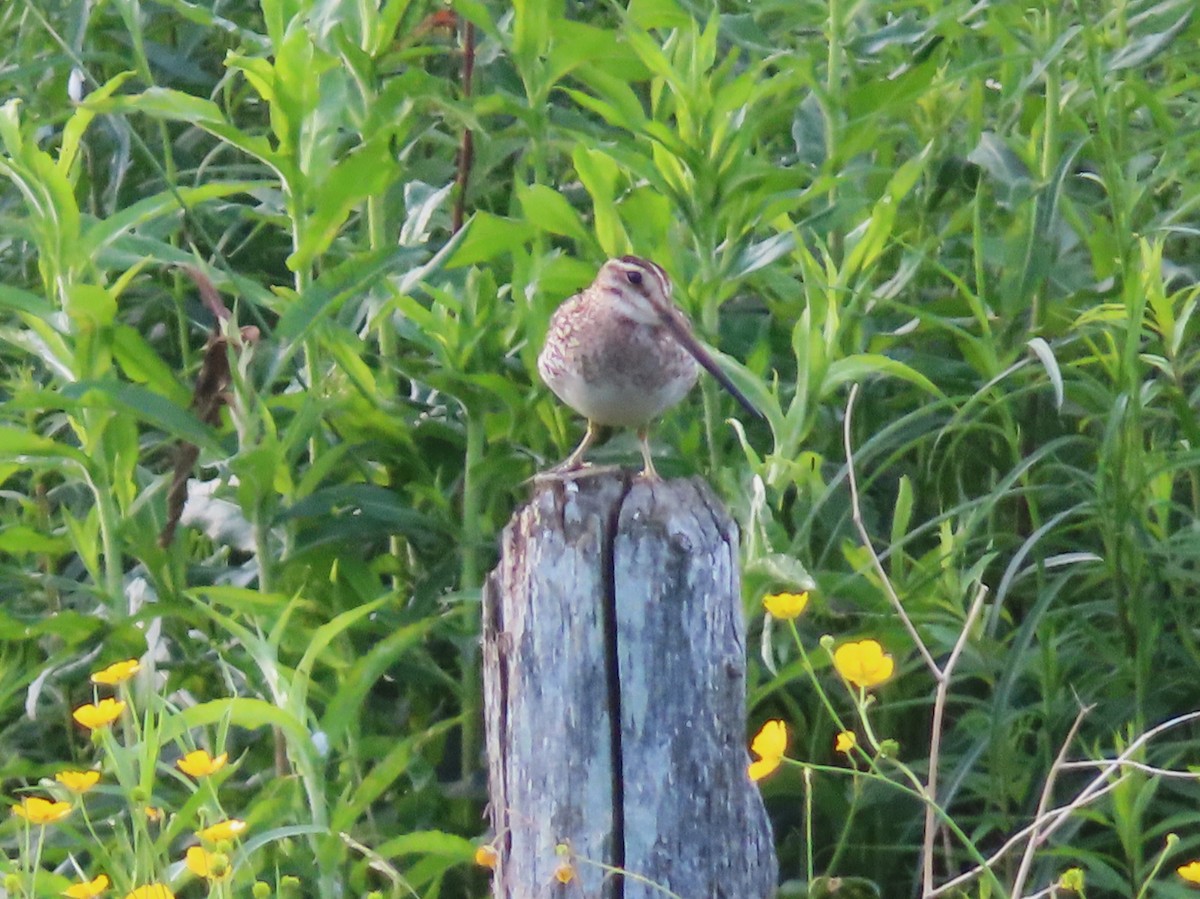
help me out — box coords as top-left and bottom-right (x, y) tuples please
(593, 255), (676, 326)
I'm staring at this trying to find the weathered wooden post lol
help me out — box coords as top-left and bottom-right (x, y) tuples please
(483, 472), (777, 898)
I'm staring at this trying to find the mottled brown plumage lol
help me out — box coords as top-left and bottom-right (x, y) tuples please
(538, 255), (756, 478)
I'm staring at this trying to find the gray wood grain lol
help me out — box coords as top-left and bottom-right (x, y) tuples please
(483, 474), (776, 899)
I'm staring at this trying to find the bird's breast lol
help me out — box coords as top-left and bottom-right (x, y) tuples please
(538, 301), (700, 427)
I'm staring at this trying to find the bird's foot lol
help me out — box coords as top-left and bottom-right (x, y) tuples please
(530, 462), (625, 485)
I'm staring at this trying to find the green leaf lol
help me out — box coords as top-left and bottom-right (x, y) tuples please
(967, 132), (1033, 209)
(81, 181), (268, 259)
(552, 21), (647, 81)
(274, 246), (424, 344)
(1027, 337), (1064, 411)
(0, 427), (89, 468)
(288, 140), (398, 271)
(0, 526), (70, 557)
(562, 81), (646, 135)
(572, 146), (628, 256)
(323, 327), (379, 398)
(891, 475), (914, 549)
(281, 485), (447, 543)
(59, 71), (136, 175)
(732, 232), (795, 279)
(164, 698), (312, 749)
(0, 284), (54, 319)
(1107, 4), (1192, 71)
(515, 183), (590, 243)
(744, 554), (815, 592)
(96, 88), (281, 173)
(331, 719), (457, 833)
(320, 617), (443, 743)
(513, 0), (561, 65)
(60, 381), (222, 452)
(443, 212), (536, 267)
(821, 354), (945, 399)
(291, 596), (390, 716)
(842, 146), (930, 280)
(376, 828), (477, 861)
(64, 284), (116, 330)
(628, 0), (693, 30)
(111, 326), (191, 406)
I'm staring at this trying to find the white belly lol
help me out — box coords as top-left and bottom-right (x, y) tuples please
(547, 368), (696, 427)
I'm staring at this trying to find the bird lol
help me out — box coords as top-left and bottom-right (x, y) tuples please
(537, 255), (759, 479)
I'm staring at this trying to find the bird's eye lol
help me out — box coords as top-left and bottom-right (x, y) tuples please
(626, 270), (643, 286)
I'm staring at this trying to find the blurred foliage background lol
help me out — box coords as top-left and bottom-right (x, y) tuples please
(2, 0), (1200, 895)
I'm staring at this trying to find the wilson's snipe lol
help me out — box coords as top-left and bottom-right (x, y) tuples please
(538, 255), (758, 479)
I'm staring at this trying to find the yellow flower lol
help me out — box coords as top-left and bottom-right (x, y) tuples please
(143, 806), (164, 823)
(763, 591), (809, 620)
(1179, 861), (1200, 884)
(474, 845), (498, 869)
(747, 719), (788, 781)
(198, 819), (247, 843)
(833, 639), (895, 688)
(73, 698), (126, 730)
(55, 770), (101, 794)
(124, 885), (175, 899)
(185, 845), (231, 880)
(91, 659), (141, 686)
(834, 731), (857, 754)
(1058, 867), (1084, 892)
(63, 874), (109, 898)
(12, 796), (72, 824)
(553, 862), (575, 884)
(177, 750), (228, 778)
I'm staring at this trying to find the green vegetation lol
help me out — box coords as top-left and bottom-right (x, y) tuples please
(2, 0), (1199, 896)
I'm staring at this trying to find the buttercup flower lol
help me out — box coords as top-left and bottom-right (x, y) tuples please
(1179, 861), (1200, 884)
(763, 591), (809, 620)
(91, 659), (140, 686)
(12, 796), (71, 824)
(73, 698), (126, 730)
(64, 874), (109, 898)
(56, 770), (101, 794)
(474, 845), (498, 869)
(177, 750), (228, 778)
(553, 862), (575, 884)
(835, 731), (857, 754)
(747, 719), (788, 781)
(833, 639), (895, 688)
(124, 885), (175, 899)
(198, 819), (247, 843)
(185, 846), (231, 880)
(1058, 867), (1084, 892)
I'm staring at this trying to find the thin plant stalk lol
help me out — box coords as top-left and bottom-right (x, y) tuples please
(803, 765), (815, 884)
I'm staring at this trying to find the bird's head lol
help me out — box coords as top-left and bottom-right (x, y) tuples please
(594, 255), (675, 325)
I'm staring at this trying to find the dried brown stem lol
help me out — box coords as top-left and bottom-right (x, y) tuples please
(158, 267), (258, 546)
(1009, 703), (1093, 899)
(451, 20), (476, 234)
(922, 581), (989, 897)
(929, 708), (1200, 897)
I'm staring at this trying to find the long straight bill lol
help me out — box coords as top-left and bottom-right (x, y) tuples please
(661, 315), (762, 420)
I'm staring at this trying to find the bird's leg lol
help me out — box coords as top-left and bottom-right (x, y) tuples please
(532, 421), (624, 484)
(556, 419), (600, 472)
(637, 427), (660, 481)
(561, 420), (600, 470)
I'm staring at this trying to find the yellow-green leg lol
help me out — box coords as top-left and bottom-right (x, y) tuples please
(637, 427), (660, 480)
(556, 419), (601, 471)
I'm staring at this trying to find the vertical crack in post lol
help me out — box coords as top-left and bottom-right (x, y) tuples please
(489, 573), (513, 865)
(600, 481), (631, 899)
